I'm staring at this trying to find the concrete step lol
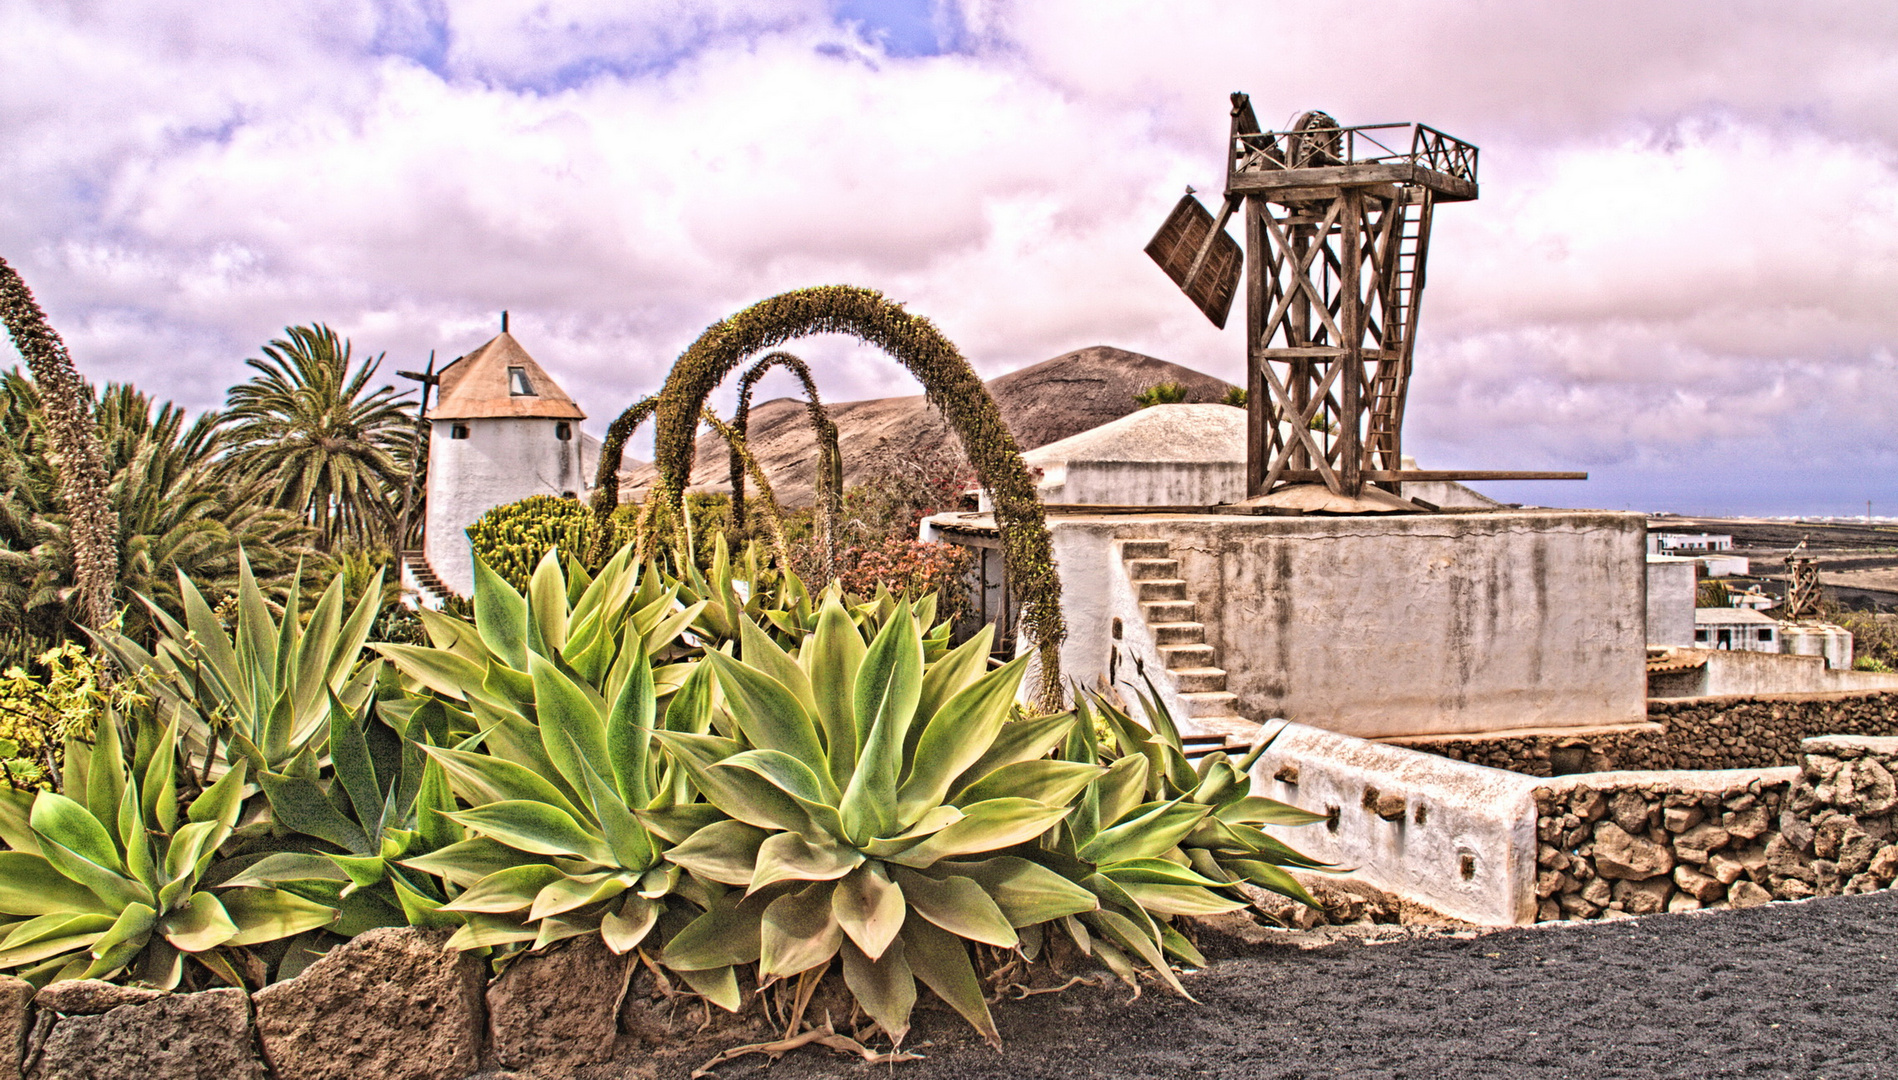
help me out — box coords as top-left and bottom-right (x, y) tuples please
(1119, 539), (1172, 560)
(1150, 621), (1206, 646)
(1179, 690), (1241, 718)
(1125, 558), (1181, 581)
(1160, 643), (1215, 668)
(1168, 666), (1229, 693)
(1141, 600), (1196, 622)
(1136, 579), (1188, 602)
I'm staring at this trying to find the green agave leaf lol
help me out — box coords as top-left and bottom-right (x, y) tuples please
(445, 801), (614, 864)
(526, 548), (569, 656)
(1078, 801), (1212, 865)
(737, 613), (817, 719)
(472, 558), (530, 670)
(839, 602), (922, 845)
(1115, 882), (1249, 917)
(895, 653), (1031, 827)
(759, 880), (843, 978)
(0, 912), (114, 952)
(901, 914), (998, 1049)
(704, 652), (827, 784)
(665, 820), (767, 886)
(1099, 857), (1227, 887)
(1225, 859), (1324, 908)
(400, 837), (550, 890)
(1160, 920), (1206, 967)
(637, 804), (726, 846)
(661, 892), (764, 971)
(159, 892), (239, 952)
(0, 929), (108, 969)
(530, 653), (609, 795)
(440, 864), (568, 914)
(419, 745), (589, 825)
(372, 644), (489, 703)
(749, 832), (863, 893)
(1214, 796), (1328, 827)
(29, 796), (150, 911)
(257, 771), (372, 854)
(447, 913), (538, 951)
(934, 857), (1097, 927)
(884, 798), (1071, 869)
(951, 759), (1103, 811)
(649, 731), (816, 835)
(529, 872), (632, 922)
(910, 625), (993, 743)
(949, 712), (1076, 794)
(601, 893), (659, 954)
(219, 852), (350, 890)
(859, 806), (962, 859)
(578, 762), (655, 873)
(0, 788), (40, 857)
(804, 596), (866, 791)
(1086, 905), (1192, 1000)
(77, 901), (155, 980)
(1092, 755), (1149, 833)
(674, 964), (742, 1013)
(221, 888), (340, 946)
(889, 870), (1016, 948)
(604, 646), (656, 809)
(840, 935), (915, 1045)
(831, 863), (904, 960)
(390, 870), (462, 931)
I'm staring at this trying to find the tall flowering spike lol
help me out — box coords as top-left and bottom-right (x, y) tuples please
(619, 285), (1067, 707)
(0, 256), (119, 632)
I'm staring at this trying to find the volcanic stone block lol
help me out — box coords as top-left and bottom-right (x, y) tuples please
(253, 928), (484, 1080)
(486, 934), (642, 1076)
(1727, 880), (1772, 908)
(32, 981), (163, 1016)
(1592, 822), (1674, 880)
(29, 988), (260, 1080)
(0, 976), (29, 1080)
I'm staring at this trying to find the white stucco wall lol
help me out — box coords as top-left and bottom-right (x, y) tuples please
(1248, 722), (1542, 925)
(977, 508), (1648, 739)
(424, 416), (587, 596)
(1646, 555), (1696, 647)
(1039, 460), (1244, 506)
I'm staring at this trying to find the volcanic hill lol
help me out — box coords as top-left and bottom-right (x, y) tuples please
(618, 346), (1237, 505)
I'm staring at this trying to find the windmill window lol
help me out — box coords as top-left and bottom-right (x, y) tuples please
(507, 367), (535, 396)
(555, 422), (572, 441)
(450, 424), (470, 440)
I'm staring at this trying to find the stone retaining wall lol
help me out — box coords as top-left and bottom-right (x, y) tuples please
(1393, 690), (1898, 776)
(1528, 736), (1898, 922)
(0, 927), (769, 1080)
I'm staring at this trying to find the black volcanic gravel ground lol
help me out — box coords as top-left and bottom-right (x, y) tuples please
(730, 892), (1898, 1080)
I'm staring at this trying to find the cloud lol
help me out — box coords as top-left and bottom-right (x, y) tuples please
(1, 0), (1895, 511)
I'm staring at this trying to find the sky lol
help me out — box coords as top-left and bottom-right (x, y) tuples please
(3, 0), (1897, 516)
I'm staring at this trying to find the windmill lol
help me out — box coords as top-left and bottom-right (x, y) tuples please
(1147, 94), (1583, 499)
(394, 349), (439, 553)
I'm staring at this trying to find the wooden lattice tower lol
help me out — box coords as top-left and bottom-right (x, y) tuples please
(1147, 95), (1582, 499)
(1785, 552), (1822, 620)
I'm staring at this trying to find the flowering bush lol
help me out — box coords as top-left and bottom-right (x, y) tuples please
(832, 539), (974, 626)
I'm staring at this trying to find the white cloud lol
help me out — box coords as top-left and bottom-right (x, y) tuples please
(1, 0), (1895, 511)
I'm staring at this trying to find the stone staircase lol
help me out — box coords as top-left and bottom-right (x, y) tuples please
(401, 550), (455, 609)
(1120, 539), (1243, 723)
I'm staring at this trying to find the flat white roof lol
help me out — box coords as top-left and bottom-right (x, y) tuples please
(1694, 608), (1777, 625)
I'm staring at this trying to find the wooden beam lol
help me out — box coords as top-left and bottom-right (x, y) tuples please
(1229, 163), (1478, 202)
(1276, 469), (1588, 482)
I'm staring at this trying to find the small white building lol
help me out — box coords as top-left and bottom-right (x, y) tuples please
(1695, 554), (1750, 578)
(1693, 607), (1779, 652)
(1015, 403), (1247, 507)
(417, 332), (591, 598)
(1654, 533), (1733, 553)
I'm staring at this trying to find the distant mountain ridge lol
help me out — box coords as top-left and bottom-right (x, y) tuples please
(618, 346), (1236, 505)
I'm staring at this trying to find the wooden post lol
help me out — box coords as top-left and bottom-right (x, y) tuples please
(1338, 190), (1363, 496)
(1245, 196), (1267, 497)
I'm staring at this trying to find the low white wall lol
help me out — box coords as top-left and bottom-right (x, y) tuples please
(1043, 460), (1243, 507)
(1247, 721), (1541, 926)
(1664, 647), (1898, 696)
(1646, 556), (1696, 647)
(1021, 509), (1648, 739)
(1782, 623), (1852, 671)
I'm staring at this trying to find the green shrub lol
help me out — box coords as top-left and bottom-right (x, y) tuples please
(1222, 386), (1247, 408)
(1133, 381), (1188, 408)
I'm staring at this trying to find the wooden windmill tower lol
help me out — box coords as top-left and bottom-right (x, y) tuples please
(1147, 94), (1581, 500)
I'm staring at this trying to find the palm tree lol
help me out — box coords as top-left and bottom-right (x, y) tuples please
(0, 373), (317, 654)
(222, 325), (416, 551)
(0, 257), (118, 633)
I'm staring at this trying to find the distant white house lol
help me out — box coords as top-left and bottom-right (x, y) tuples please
(1693, 607), (1779, 652)
(1653, 533), (1733, 553)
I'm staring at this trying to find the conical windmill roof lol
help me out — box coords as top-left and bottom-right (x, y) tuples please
(427, 332), (585, 421)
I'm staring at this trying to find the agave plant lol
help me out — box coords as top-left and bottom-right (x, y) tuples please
(653, 599), (1100, 1047)
(218, 694), (464, 947)
(376, 550), (715, 965)
(0, 716), (334, 988)
(96, 555), (382, 781)
(1032, 680), (1329, 992)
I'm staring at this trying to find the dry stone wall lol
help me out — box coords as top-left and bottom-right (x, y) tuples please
(1530, 736), (1898, 922)
(1396, 690), (1898, 776)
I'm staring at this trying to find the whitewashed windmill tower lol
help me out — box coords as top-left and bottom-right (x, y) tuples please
(416, 317), (587, 597)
